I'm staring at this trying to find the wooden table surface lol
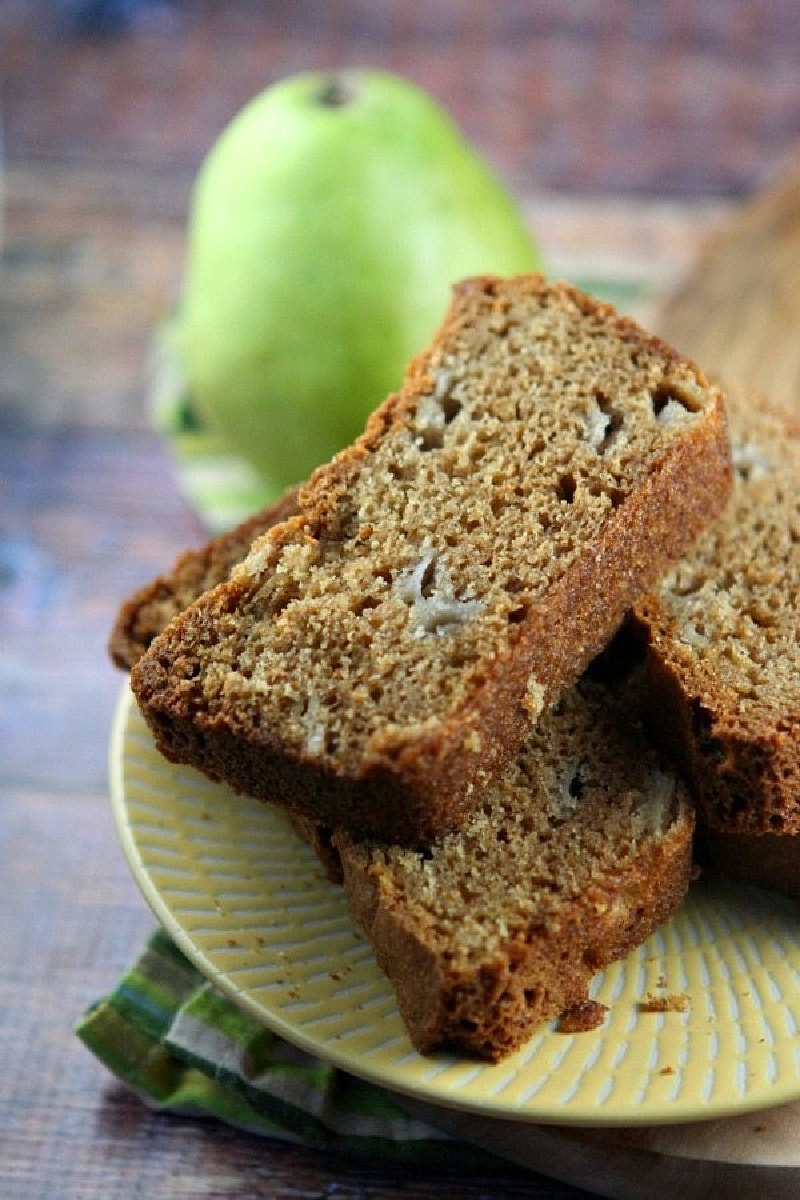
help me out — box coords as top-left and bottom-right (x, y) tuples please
(2, 5), (799, 1198)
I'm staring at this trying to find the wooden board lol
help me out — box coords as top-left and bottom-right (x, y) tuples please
(405, 1098), (800, 1200)
(657, 155), (800, 414)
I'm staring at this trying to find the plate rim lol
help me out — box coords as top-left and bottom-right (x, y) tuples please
(110, 682), (800, 1128)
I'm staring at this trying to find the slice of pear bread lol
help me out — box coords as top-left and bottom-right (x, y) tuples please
(109, 488), (300, 671)
(110, 526), (692, 1057)
(132, 274), (731, 846)
(631, 392), (800, 886)
(334, 676), (694, 1060)
(107, 487), (348, 879)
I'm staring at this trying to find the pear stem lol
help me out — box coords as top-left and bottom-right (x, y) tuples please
(316, 76), (354, 108)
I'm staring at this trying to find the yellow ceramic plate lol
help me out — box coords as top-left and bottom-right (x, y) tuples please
(111, 684), (800, 1126)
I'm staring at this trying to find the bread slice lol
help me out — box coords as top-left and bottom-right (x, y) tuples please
(334, 676), (694, 1060)
(631, 392), (800, 885)
(109, 491), (692, 1060)
(108, 489), (350, 881)
(132, 274), (731, 846)
(108, 488), (300, 670)
(111, 551), (692, 1058)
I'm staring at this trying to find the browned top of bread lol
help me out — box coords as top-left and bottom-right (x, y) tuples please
(335, 677), (694, 1060)
(634, 391), (799, 837)
(108, 488), (300, 670)
(132, 273), (731, 846)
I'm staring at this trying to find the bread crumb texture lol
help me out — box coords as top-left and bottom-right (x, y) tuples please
(336, 679), (693, 1060)
(637, 392), (800, 834)
(639, 992), (691, 1014)
(227, 279), (712, 757)
(109, 489), (300, 669)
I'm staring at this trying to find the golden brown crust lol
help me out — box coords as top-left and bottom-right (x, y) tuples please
(108, 488), (300, 669)
(341, 827), (691, 1060)
(132, 274), (731, 847)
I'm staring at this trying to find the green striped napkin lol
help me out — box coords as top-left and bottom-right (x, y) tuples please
(76, 930), (500, 1163)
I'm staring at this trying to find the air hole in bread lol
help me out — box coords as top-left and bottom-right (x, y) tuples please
(419, 557), (436, 598)
(456, 1019), (479, 1034)
(670, 571), (704, 597)
(587, 481), (624, 509)
(729, 793), (749, 817)
(441, 392), (462, 425)
(568, 770), (585, 801)
(586, 390), (624, 452)
(556, 473), (577, 504)
(747, 600), (778, 629)
(415, 377), (464, 452)
(351, 595), (380, 615)
(418, 426), (444, 451)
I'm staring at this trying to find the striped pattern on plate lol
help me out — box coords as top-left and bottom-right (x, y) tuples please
(111, 685), (800, 1126)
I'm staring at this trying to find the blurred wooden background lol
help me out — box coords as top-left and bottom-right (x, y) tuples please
(3, 0), (800, 431)
(2, 5), (800, 1199)
(5, 0), (800, 195)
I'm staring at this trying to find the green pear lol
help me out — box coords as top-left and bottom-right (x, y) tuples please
(179, 69), (542, 495)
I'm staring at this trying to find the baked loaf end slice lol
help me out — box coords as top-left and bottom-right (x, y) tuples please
(132, 273), (731, 846)
(632, 393), (800, 854)
(335, 678), (694, 1061)
(107, 489), (348, 879)
(108, 488), (300, 670)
